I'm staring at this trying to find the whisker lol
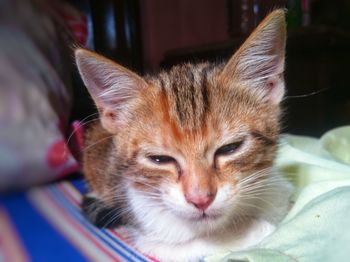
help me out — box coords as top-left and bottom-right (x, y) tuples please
(284, 87), (328, 100)
(66, 112), (99, 143)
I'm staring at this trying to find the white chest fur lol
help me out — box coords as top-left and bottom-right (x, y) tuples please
(127, 187), (279, 262)
(130, 218), (275, 262)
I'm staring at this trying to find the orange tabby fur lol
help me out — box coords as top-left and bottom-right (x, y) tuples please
(76, 10), (292, 262)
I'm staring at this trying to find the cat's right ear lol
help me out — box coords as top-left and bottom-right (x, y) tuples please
(220, 9), (286, 105)
(75, 49), (147, 133)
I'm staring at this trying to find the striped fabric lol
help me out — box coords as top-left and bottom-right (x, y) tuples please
(0, 179), (158, 262)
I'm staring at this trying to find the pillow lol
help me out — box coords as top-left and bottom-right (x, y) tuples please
(0, 0), (86, 191)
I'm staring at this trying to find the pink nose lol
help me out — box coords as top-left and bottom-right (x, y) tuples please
(185, 192), (216, 211)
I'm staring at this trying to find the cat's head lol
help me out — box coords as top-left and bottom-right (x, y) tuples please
(76, 10), (288, 235)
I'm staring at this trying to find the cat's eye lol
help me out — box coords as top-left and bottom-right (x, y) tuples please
(148, 155), (176, 165)
(215, 141), (244, 156)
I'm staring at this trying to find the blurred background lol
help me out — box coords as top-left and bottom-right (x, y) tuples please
(0, 0), (350, 190)
(70, 0), (350, 136)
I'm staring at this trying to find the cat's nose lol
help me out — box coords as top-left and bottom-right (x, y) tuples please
(185, 192), (216, 211)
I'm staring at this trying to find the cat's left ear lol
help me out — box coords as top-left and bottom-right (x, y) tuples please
(75, 49), (147, 133)
(220, 9), (286, 104)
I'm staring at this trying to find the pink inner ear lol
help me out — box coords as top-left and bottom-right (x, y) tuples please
(219, 10), (286, 105)
(75, 48), (147, 108)
(105, 110), (117, 121)
(266, 79), (276, 94)
(265, 75), (284, 104)
(100, 109), (120, 134)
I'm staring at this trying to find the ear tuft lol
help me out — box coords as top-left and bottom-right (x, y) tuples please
(75, 49), (147, 133)
(221, 9), (286, 104)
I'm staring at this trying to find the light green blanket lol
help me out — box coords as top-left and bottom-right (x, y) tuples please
(206, 126), (350, 262)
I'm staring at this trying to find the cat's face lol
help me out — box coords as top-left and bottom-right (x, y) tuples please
(76, 10), (287, 233)
(114, 64), (281, 227)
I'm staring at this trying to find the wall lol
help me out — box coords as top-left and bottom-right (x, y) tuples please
(140, 0), (229, 71)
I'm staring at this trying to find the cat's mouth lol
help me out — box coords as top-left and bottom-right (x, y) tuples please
(186, 211), (222, 223)
(171, 207), (223, 223)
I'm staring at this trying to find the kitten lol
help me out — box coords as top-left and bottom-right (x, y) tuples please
(75, 9), (292, 262)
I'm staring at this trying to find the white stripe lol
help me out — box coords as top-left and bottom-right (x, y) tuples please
(57, 183), (149, 262)
(28, 189), (120, 262)
(48, 186), (135, 261)
(0, 210), (29, 262)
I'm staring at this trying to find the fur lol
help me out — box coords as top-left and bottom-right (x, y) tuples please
(75, 10), (292, 262)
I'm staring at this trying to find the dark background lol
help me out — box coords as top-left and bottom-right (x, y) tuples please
(70, 0), (350, 137)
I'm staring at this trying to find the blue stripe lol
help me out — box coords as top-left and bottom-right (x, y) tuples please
(71, 179), (88, 194)
(69, 182), (149, 262)
(49, 185), (140, 262)
(1, 192), (88, 262)
(49, 184), (149, 262)
(68, 178), (148, 260)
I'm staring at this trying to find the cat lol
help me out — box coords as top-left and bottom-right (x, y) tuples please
(75, 9), (292, 262)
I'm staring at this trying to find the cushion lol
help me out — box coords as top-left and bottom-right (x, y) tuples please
(207, 126), (350, 262)
(0, 0), (86, 191)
